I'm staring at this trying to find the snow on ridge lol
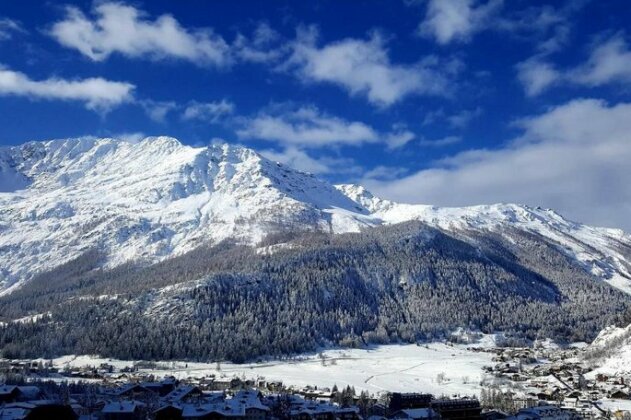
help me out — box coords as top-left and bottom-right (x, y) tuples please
(0, 137), (377, 293)
(335, 183), (631, 294)
(0, 136), (630, 295)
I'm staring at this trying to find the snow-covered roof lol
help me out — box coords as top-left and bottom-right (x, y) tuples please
(102, 400), (145, 413)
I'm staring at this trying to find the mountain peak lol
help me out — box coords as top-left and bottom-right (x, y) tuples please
(0, 136), (630, 296)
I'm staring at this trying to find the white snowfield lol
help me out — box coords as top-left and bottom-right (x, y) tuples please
(49, 343), (495, 396)
(1, 136), (630, 294)
(585, 323), (631, 377)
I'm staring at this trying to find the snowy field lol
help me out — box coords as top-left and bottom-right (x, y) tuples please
(49, 343), (495, 396)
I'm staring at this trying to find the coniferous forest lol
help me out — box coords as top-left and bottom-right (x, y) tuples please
(0, 221), (629, 362)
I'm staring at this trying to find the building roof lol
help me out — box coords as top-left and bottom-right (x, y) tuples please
(102, 400), (146, 414)
(395, 408), (437, 419)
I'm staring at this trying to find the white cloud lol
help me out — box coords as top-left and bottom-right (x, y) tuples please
(284, 27), (453, 106)
(234, 23), (285, 63)
(260, 147), (361, 175)
(0, 18), (24, 41)
(417, 0), (585, 51)
(238, 105), (420, 150)
(363, 165), (409, 181)
(516, 59), (561, 97)
(418, 135), (462, 147)
(182, 100), (235, 122)
(50, 2), (230, 66)
(386, 130), (416, 150)
(0, 65), (134, 111)
(422, 107), (481, 129)
(447, 107), (482, 128)
(139, 99), (177, 122)
(237, 106), (379, 148)
(517, 33), (631, 96)
(363, 99), (631, 231)
(570, 33), (631, 86)
(418, 0), (503, 45)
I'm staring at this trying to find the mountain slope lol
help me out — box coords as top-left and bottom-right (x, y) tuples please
(336, 184), (631, 294)
(0, 137), (375, 293)
(1, 221), (629, 361)
(1, 136), (630, 296)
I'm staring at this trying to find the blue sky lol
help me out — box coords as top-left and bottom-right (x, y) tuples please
(1, 0), (631, 230)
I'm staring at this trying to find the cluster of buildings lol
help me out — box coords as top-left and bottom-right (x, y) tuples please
(0, 377), (599, 420)
(1, 343), (630, 420)
(475, 345), (631, 419)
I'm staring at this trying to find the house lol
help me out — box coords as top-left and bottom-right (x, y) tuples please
(0, 386), (42, 403)
(208, 378), (242, 391)
(0, 401), (78, 420)
(176, 390), (270, 420)
(101, 400), (146, 420)
(391, 408), (439, 419)
(141, 377), (179, 396)
(388, 393), (434, 412)
(154, 404), (183, 420)
(0, 385), (20, 403)
(112, 384), (157, 399)
(163, 386), (204, 403)
(431, 399), (482, 420)
(511, 405), (578, 420)
(608, 389), (629, 400)
(336, 406), (360, 420)
(482, 410), (510, 420)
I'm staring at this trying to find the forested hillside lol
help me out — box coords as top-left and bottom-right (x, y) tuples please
(0, 221), (629, 362)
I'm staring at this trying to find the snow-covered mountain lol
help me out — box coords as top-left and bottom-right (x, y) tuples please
(1, 136), (630, 295)
(584, 323), (631, 376)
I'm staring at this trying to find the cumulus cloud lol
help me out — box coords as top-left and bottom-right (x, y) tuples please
(418, 0), (502, 45)
(516, 59), (561, 96)
(182, 100), (235, 122)
(284, 27), (454, 106)
(517, 33), (631, 96)
(0, 65), (134, 111)
(570, 33), (631, 86)
(237, 105), (419, 151)
(50, 2), (230, 66)
(386, 130), (416, 150)
(236, 106), (379, 148)
(363, 165), (409, 181)
(363, 99), (631, 231)
(422, 107), (482, 129)
(138, 99), (177, 122)
(418, 135), (462, 147)
(260, 147), (362, 175)
(417, 0), (585, 50)
(234, 22), (285, 63)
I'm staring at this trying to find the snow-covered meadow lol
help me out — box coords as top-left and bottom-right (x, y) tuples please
(50, 343), (495, 396)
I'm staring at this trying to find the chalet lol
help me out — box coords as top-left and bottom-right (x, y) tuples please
(163, 385), (205, 403)
(209, 378), (242, 391)
(482, 410), (510, 420)
(608, 389), (629, 400)
(391, 408), (439, 419)
(102, 400), (146, 420)
(0, 385), (20, 403)
(388, 393), (434, 412)
(430, 399), (482, 420)
(0, 401), (78, 420)
(180, 400), (269, 420)
(536, 388), (560, 402)
(141, 377), (178, 396)
(511, 405), (578, 420)
(155, 404), (184, 420)
(0, 386), (42, 403)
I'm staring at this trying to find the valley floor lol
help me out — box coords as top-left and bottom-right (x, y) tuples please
(48, 342), (495, 396)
